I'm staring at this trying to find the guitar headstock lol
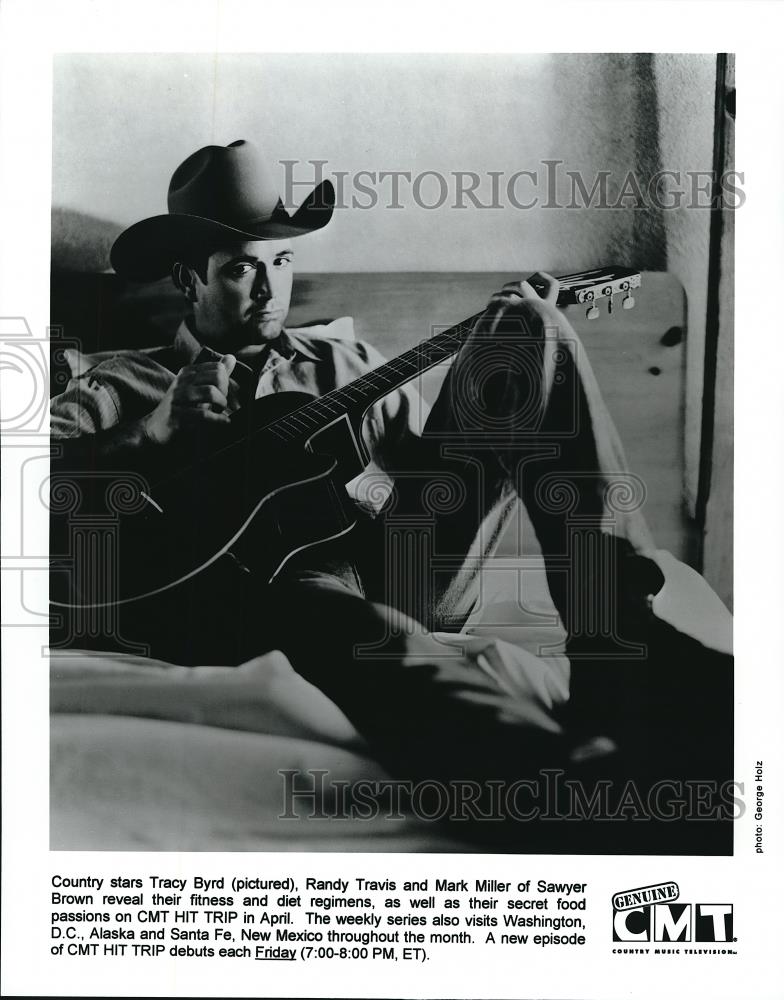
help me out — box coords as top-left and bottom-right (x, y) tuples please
(531, 266), (642, 320)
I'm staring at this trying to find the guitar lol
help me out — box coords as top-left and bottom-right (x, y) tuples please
(49, 266), (641, 611)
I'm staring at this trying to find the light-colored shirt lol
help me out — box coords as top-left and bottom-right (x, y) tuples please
(50, 318), (430, 508)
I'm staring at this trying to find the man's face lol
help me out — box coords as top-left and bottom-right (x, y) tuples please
(190, 239), (294, 352)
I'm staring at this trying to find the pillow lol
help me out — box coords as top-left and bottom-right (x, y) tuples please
(50, 647), (365, 750)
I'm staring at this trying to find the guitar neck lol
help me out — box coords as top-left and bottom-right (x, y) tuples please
(260, 266), (640, 446)
(264, 310), (483, 446)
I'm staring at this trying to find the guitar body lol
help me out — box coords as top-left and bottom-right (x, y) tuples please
(50, 391), (366, 614)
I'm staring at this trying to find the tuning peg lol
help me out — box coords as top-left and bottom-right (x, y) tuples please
(620, 279), (635, 310)
(586, 305), (600, 320)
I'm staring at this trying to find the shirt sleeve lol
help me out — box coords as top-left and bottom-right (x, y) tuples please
(49, 355), (175, 439)
(50, 369), (124, 438)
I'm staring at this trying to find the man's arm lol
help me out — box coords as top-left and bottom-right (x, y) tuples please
(52, 416), (156, 473)
(51, 354), (239, 476)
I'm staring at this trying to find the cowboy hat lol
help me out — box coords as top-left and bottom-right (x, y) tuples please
(110, 140), (334, 281)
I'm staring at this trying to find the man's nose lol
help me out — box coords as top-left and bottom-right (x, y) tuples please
(251, 266), (272, 301)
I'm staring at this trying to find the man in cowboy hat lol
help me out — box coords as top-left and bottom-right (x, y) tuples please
(50, 140), (733, 850)
(51, 140), (423, 472)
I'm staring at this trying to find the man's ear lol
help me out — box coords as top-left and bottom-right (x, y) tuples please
(172, 262), (198, 301)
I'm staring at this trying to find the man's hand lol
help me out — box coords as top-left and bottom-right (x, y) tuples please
(142, 354), (237, 445)
(50, 354), (239, 474)
(484, 271), (562, 328)
(445, 272), (576, 465)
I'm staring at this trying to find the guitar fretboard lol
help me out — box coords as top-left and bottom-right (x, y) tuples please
(264, 310), (485, 444)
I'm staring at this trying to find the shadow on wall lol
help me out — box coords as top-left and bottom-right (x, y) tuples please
(52, 207), (123, 273)
(51, 207), (178, 355)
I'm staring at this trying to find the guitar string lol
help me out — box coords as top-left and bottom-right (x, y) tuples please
(258, 271), (631, 443)
(263, 326), (476, 443)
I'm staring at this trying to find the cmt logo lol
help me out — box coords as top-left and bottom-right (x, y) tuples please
(612, 883), (733, 942)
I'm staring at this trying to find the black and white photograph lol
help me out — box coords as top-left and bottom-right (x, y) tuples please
(1, 3), (782, 997)
(47, 51), (734, 854)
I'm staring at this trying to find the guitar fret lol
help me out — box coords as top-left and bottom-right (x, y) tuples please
(287, 413), (314, 429)
(268, 330), (476, 441)
(309, 397), (340, 415)
(267, 327), (476, 442)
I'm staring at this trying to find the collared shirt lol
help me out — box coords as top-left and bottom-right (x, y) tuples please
(50, 318), (430, 508)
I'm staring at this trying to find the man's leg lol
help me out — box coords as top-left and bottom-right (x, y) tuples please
(357, 279), (733, 847)
(357, 379), (520, 633)
(267, 572), (565, 781)
(267, 570), (731, 852)
(379, 277), (726, 655)
(377, 279), (659, 634)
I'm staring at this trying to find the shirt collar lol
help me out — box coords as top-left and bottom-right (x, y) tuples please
(281, 328), (320, 361)
(172, 320), (320, 367)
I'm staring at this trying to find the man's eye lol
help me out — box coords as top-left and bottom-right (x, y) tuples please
(275, 257), (292, 268)
(229, 263), (255, 277)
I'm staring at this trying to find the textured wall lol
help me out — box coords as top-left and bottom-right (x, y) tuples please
(53, 53), (678, 275)
(654, 54), (718, 511)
